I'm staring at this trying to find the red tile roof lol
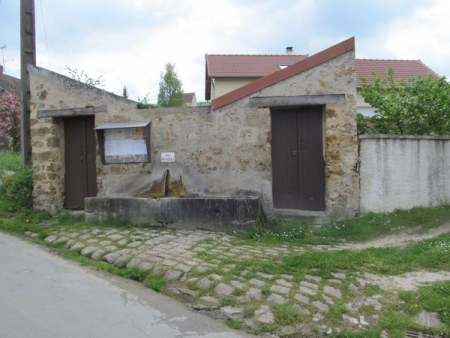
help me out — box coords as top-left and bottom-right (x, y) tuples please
(0, 71), (21, 96)
(206, 54), (307, 78)
(183, 92), (195, 104)
(355, 59), (439, 88)
(212, 37), (355, 110)
(205, 54), (307, 100)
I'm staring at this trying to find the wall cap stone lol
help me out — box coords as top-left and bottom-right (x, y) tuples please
(359, 134), (450, 141)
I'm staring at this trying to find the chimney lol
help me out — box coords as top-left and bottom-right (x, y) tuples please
(286, 47), (293, 55)
(0, 65), (3, 75)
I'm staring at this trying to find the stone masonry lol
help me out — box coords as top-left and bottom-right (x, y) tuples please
(29, 41), (359, 221)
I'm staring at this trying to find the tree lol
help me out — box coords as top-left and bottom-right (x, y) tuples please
(157, 62), (184, 107)
(0, 93), (21, 151)
(66, 66), (105, 88)
(122, 85), (129, 99)
(360, 68), (450, 135)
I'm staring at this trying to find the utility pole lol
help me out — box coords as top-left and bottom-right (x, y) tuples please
(20, 0), (36, 165)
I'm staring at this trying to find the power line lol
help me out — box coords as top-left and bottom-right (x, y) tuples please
(39, 0), (51, 69)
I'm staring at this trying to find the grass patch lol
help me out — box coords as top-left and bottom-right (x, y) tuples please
(270, 302), (303, 325)
(220, 297), (238, 307)
(0, 152), (33, 213)
(237, 205), (450, 246)
(243, 304), (258, 318)
(332, 329), (382, 338)
(397, 281), (450, 333)
(283, 234), (450, 276)
(226, 319), (243, 330)
(143, 273), (166, 292)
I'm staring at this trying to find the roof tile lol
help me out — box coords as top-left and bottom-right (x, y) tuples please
(212, 37), (355, 110)
(356, 59), (439, 88)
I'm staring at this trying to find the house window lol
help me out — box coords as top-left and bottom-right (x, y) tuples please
(278, 65), (289, 70)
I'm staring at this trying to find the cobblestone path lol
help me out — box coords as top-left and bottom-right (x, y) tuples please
(24, 224), (449, 337)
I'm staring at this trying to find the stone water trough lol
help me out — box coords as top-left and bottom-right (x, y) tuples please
(85, 170), (261, 231)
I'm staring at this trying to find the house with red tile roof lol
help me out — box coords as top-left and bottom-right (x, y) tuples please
(0, 65), (21, 96)
(205, 51), (307, 101)
(205, 53), (439, 116)
(355, 59), (439, 116)
(183, 92), (197, 106)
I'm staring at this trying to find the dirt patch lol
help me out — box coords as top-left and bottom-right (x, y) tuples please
(342, 223), (450, 291)
(342, 223), (450, 250)
(364, 270), (450, 291)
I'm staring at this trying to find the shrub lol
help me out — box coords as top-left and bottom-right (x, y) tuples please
(0, 152), (33, 212)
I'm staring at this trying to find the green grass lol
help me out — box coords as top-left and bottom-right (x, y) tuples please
(237, 205), (450, 245)
(269, 302), (304, 325)
(0, 151), (33, 213)
(0, 151), (23, 172)
(397, 281), (450, 333)
(226, 319), (243, 330)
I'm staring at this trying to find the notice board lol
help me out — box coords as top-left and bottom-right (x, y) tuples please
(95, 121), (151, 164)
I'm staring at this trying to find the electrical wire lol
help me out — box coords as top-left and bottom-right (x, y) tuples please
(39, 0), (52, 70)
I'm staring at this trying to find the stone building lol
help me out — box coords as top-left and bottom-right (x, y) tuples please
(30, 37), (359, 225)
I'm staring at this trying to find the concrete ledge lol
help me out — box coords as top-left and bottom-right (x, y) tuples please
(85, 197), (260, 231)
(272, 209), (326, 224)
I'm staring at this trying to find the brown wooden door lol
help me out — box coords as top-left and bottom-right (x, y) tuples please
(271, 106), (325, 210)
(64, 116), (97, 209)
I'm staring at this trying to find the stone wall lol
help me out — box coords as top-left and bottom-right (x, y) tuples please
(29, 47), (359, 222)
(246, 51), (359, 220)
(29, 66), (137, 213)
(360, 135), (450, 213)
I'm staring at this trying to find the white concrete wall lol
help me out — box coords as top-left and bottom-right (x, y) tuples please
(360, 135), (450, 213)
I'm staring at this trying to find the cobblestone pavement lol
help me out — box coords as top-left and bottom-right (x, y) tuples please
(24, 225), (447, 337)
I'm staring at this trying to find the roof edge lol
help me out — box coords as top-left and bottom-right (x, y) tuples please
(212, 37), (355, 110)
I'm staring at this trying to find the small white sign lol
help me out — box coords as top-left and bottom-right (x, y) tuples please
(161, 152), (176, 163)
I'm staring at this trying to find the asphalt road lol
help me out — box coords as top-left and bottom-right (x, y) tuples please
(0, 232), (254, 338)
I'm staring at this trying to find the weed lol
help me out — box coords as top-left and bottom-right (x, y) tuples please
(220, 297), (238, 307)
(54, 211), (84, 225)
(243, 304), (258, 318)
(226, 319), (243, 330)
(144, 273), (166, 292)
(253, 323), (278, 335)
(327, 303), (348, 324)
(270, 302), (303, 325)
(332, 329), (382, 338)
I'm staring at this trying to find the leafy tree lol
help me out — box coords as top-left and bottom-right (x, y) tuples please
(122, 85), (129, 99)
(0, 93), (21, 151)
(66, 66), (105, 88)
(360, 68), (450, 135)
(136, 94), (157, 109)
(157, 62), (184, 107)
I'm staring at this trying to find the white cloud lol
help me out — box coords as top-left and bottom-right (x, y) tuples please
(383, 0), (450, 77)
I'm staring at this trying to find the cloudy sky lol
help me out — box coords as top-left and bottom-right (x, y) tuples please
(1, 0), (449, 102)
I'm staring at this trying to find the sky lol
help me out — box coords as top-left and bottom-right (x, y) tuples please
(1, 0), (449, 102)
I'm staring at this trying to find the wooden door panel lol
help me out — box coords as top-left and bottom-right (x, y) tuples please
(297, 107), (325, 210)
(271, 106), (325, 211)
(271, 110), (298, 209)
(64, 116), (97, 209)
